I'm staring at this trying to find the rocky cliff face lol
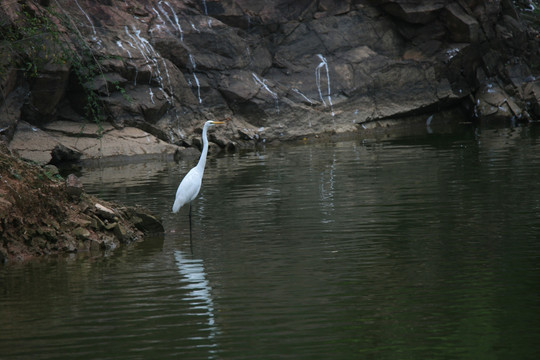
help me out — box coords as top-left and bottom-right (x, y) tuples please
(1, 0), (539, 162)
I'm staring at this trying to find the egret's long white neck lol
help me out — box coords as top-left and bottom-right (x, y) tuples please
(196, 123), (210, 172)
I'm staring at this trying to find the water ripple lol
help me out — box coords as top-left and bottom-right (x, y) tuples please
(3, 128), (540, 359)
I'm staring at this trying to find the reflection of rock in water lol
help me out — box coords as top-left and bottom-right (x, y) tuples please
(174, 251), (219, 340)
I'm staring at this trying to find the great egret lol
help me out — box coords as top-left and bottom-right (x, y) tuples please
(172, 120), (225, 219)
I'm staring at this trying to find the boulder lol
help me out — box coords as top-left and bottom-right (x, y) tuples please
(522, 80), (540, 117)
(445, 3), (482, 43)
(380, 1), (446, 24)
(50, 144), (82, 165)
(127, 207), (165, 233)
(475, 82), (522, 122)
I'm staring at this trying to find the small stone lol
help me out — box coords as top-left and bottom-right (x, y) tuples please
(91, 215), (105, 230)
(62, 242), (78, 253)
(104, 221), (117, 231)
(73, 227), (91, 240)
(65, 174), (84, 199)
(89, 240), (101, 252)
(101, 236), (119, 250)
(113, 223), (127, 241)
(95, 203), (116, 221)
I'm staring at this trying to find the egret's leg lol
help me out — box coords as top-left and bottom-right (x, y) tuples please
(189, 201), (193, 240)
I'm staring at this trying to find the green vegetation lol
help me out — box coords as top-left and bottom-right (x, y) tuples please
(112, 79), (132, 102)
(0, 2), (128, 136)
(0, 3), (64, 78)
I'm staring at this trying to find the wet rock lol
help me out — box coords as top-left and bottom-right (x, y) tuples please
(9, 120), (181, 164)
(381, 1), (445, 24)
(90, 215), (106, 231)
(101, 236), (119, 251)
(73, 227), (91, 241)
(475, 82), (522, 122)
(129, 210), (165, 234)
(237, 127), (263, 141)
(8, 121), (59, 164)
(523, 81), (540, 117)
(50, 144), (82, 165)
(0, 248), (8, 263)
(112, 223), (127, 242)
(506, 63), (534, 88)
(21, 63), (70, 125)
(104, 222), (117, 231)
(444, 3), (482, 43)
(192, 137), (221, 155)
(95, 203), (117, 222)
(85, 73), (128, 96)
(89, 239), (101, 252)
(317, 0), (350, 17)
(62, 242), (78, 253)
(65, 174), (84, 199)
(218, 70), (262, 108)
(174, 147), (200, 162)
(2, 0), (539, 157)
(70, 214), (92, 229)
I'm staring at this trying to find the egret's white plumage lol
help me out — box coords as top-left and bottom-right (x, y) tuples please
(172, 167), (202, 213)
(172, 120), (224, 214)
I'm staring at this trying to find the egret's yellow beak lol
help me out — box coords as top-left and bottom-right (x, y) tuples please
(212, 121), (225, 124)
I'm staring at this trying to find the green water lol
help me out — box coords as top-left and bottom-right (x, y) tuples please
(1, 125), (540, 359)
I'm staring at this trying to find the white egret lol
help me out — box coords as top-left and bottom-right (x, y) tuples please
(172, 120), (225, 219)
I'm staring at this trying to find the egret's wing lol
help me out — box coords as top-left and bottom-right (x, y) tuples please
(172, 168), (203, 213)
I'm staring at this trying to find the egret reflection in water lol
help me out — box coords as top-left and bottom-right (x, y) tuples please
(174, 250), (218, 346)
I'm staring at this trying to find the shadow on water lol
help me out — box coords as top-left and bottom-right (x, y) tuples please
(1, 122), (540, 359)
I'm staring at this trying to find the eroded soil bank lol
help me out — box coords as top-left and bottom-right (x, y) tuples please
(0, 144), (164, 262)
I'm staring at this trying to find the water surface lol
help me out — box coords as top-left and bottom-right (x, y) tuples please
(1, 125), (540, 359)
